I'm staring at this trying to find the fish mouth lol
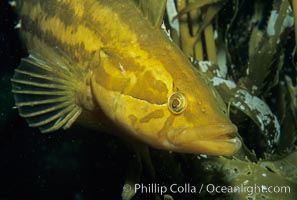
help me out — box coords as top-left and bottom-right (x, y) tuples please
(167, 124), (241, 156)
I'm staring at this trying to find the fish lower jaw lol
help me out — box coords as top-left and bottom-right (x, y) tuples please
(200, 134), (242, 155)
(167, 135), (242, 156)
(166, 124), (238, 143)
(165, 124), (241, 155)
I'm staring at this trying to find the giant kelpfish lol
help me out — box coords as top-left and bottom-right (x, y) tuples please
(11, 0), (241, 156)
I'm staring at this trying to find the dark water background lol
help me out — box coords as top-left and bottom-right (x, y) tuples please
(0, 2), (135, 200)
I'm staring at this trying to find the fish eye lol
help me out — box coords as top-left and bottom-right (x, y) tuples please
(168, 92), (187, 114)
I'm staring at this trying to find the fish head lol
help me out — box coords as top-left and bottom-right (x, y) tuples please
(91, 48), (241, 156)
(160, 86), (241, 156)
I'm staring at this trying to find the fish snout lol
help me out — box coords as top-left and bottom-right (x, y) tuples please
(167, 124), (241, 156)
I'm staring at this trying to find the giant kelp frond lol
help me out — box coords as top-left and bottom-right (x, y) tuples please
(292, 0), (297, 49)
(166, 0), (225, 62)
(174, 0), (222, 18)
(196, 154), (297, 199)
(276, 76), (297, 152)
(239, 0), (293, 96)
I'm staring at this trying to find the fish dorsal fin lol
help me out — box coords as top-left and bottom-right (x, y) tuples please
(11, 45), (83, 133)
(132, 0), (167, 27)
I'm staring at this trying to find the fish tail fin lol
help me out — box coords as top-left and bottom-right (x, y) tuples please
(11, 46), (83, 133)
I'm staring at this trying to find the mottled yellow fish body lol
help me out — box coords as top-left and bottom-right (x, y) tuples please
(12, 0), (241, 155)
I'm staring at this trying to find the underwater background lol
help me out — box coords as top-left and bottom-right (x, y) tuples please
(1, 0), (297, 200)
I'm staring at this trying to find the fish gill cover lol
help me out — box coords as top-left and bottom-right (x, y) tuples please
(0, 0), (297, 200)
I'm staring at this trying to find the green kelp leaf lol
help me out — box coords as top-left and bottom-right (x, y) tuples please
(194, 61), (280, 153)
(259, 151), (297, 184)
(169, 0), (224, 59)
(199, 156), (297, 199)
(174, 0), (222, 19)
(285, 76), (297, 118)
(239, 0), (294, 96)
(179, 0), (223, 42)
(231, 89), (280, 151)
(276, 76), (297, 152)
(224, 0), (256, 79)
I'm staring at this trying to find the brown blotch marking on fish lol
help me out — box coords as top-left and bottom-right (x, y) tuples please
(157, 115), (175, 137)
(114, 54), (143, 73)
(41, 0), (82, 27)
(20, 29), (93, 71)
(20, 1), (103, 53)
(93, 63), (129, 92)
(21, 0), (87, 25)
(127, 71), (168, 104)
(92, 50), (130, 91)
(139, 110), (164, 123)
(19, 21), (97, 65)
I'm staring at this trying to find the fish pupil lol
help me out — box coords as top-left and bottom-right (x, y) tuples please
(172, 99), (180, 108)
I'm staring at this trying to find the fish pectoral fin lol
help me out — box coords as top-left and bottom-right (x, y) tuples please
(132, 0), (166, 28)
(11, 46), (83, 133)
